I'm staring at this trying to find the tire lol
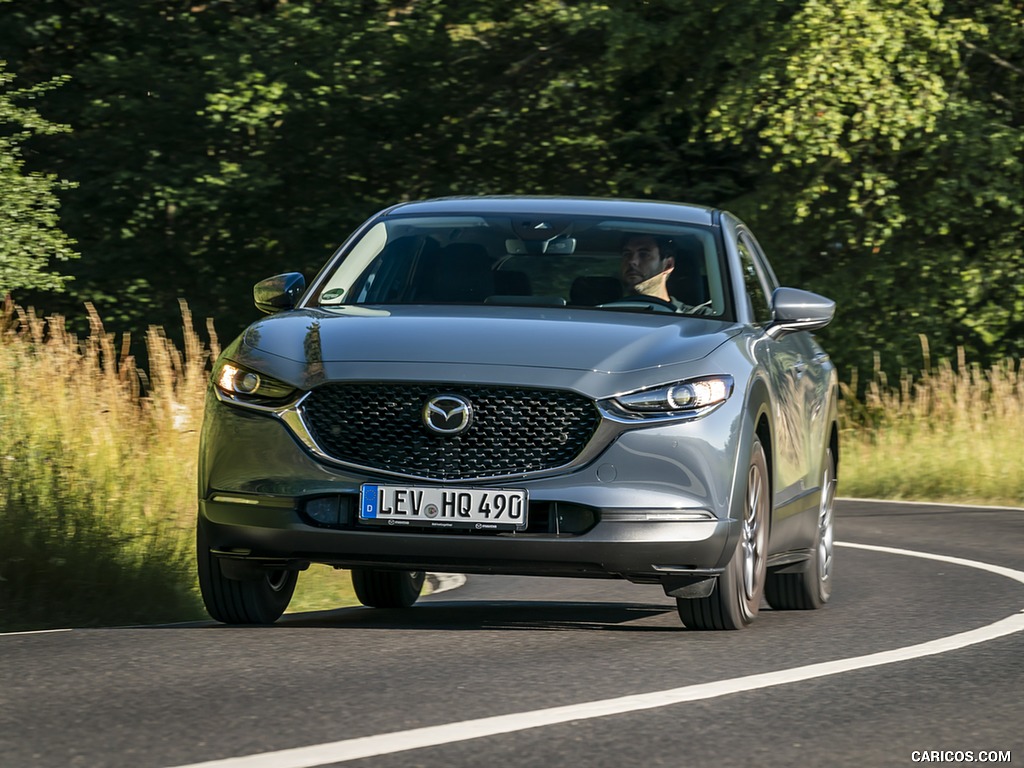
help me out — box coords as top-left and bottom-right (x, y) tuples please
(765, 445), (836, 610)
(196, 521), (297, 625)
(351, 568), (426, 609)
(677, 435), (769, 630)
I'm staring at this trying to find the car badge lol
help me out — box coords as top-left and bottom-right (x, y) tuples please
(422, 394), (474, 435)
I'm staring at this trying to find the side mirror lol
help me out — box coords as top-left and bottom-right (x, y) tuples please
(766, 287), (835, 339)
(254, 272), (306, 315)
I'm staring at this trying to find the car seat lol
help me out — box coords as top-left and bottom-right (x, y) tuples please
(418, 243), (496, 303)
(666, 235), (709, 307)
(570, 275), (623, 306)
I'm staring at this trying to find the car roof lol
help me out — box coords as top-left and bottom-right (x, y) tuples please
(379, 196), (718, 227)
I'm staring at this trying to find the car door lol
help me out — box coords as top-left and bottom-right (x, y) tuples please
(731, 225), (822, 521)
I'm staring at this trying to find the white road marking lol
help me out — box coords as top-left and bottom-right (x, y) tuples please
(0, 628), (73, 638)
(839, 541), (1024, 584)
(168, 542), (1024, 768)
(426, 572), (467, 595)
(839, 496), (1024, 512)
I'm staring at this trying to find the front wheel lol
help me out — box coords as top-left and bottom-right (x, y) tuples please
(765, 445), (836, 610)
(677, 436), (769, 630)
(351, 568), (425, 608)
(196, 521), (297, 624)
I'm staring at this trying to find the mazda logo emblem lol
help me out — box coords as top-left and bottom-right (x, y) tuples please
(423, 394), (473, 435)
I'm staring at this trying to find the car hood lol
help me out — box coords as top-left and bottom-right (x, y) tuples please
(240, 306), (741, 375)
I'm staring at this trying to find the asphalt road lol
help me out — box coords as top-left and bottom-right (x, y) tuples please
(2, 500), (1022, 768)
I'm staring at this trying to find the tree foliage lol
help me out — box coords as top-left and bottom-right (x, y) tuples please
(704, 0), (1024, 371)
(0, 61), (77, 294)
(0, 0), (1020, 378)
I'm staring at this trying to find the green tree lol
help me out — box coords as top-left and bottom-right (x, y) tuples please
(0, 0), (614, 338)
(594, 0), (1022, 377)
(606, 0), (1024, 376)
(1, 0), (1020, 381)
(699, 0), (1023, 375)
(0, 60), (77, 295)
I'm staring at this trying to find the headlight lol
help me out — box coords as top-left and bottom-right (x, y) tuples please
(214, 361), (297, 403)
(614, 375), (734, 413)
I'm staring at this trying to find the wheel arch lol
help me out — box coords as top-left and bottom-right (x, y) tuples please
(829, 419), (840, 478)
(727, 372), (774, 526)
(755, 401), (775, 542)
(756, 410), (774, 501)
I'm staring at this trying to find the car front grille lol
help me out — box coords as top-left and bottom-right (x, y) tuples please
(300, 383), (601, 479)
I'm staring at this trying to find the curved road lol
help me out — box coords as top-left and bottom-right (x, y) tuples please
(1, 500), (1022, 767)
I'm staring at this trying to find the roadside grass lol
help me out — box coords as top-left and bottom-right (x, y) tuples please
(0, 303), (1019, 632)
(0, 301), (356, 632)
(838, 343), (1024, 508)
(288, 564), (359, 615)
(0, 302), (210, 631)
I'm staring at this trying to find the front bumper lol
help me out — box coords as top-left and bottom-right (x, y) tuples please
(200, 496), (737, 580)
(198, 390), (745, 581)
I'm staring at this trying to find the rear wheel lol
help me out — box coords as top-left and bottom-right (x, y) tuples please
(352, 568), (425, 608)
(765, 445), (836, 610)
(677, 436), (769, 630)
(196, 521), (297, 624)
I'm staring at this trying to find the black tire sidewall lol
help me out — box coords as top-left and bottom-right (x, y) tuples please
(196, 519), (297, 624)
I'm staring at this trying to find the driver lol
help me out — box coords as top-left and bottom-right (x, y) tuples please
(620, 234), (680, 307)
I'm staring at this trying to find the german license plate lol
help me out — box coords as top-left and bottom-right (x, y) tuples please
(359, 484), (528, 531)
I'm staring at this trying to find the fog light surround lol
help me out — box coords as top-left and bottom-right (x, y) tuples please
(302, 496), (354, 528)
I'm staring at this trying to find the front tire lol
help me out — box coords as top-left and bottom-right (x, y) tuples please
(765, 445), (836, 610)
(677, 436), (769, 630)
(352, 568), (425, 609)
(196, 521), (297, 624)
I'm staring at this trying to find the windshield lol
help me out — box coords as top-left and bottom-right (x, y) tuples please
(313, 213), (730, 317)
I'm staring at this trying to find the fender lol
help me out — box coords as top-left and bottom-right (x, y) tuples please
(714, 368), (774, 570)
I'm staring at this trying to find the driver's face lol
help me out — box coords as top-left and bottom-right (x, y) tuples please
(621, 236), (669, 289)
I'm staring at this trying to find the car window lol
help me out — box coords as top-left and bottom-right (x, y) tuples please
(737, 234), (773, 324)
(313, 214), (732, 319)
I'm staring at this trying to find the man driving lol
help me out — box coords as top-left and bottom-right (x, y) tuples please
(620, 234), (677, 304)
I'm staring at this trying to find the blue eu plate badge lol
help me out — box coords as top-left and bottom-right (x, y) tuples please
(362, 485), (379, 518)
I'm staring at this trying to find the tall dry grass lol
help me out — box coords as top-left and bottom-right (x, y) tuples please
(0, 299), (216, 630)
(0, 300), (354, 631)
(839, 339), (1024, 507)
